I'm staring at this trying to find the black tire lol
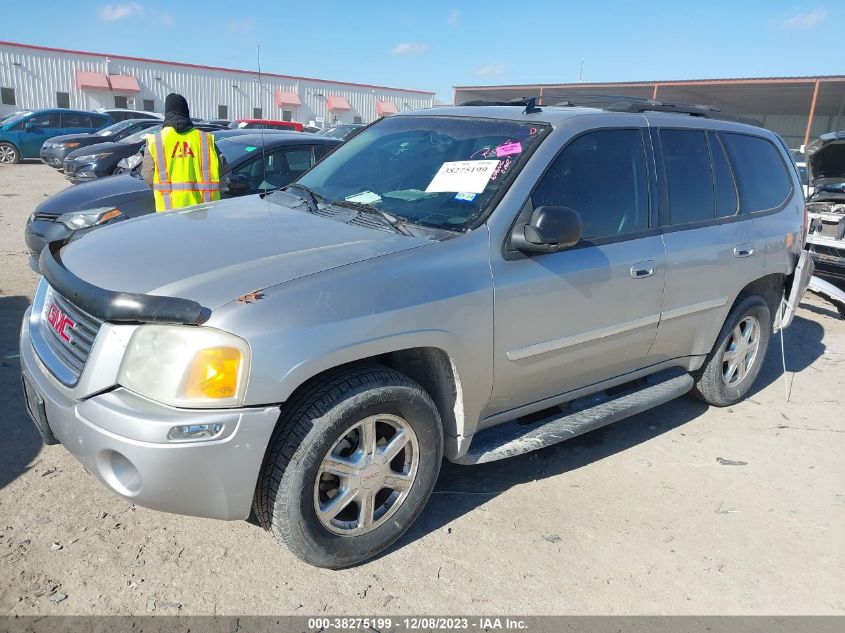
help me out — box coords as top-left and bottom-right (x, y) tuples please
(253, 363), (443, 568)
(690, 295), (771, 407)
(0, 142), (20, 165)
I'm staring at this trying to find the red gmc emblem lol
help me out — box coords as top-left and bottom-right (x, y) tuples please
(47, 303), (75, 343)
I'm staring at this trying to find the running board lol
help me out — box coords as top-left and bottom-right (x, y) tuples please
(454, 368), (694, 465)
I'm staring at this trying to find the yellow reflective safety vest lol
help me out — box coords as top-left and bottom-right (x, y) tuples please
(147, 127), (220, 212)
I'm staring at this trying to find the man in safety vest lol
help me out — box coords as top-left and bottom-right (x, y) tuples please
(141, 93), (220, 211)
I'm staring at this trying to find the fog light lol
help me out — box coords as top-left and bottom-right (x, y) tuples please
(167, 423), (224, 441)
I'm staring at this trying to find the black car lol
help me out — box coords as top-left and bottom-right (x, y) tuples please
(40, 119), (161, 170)
(25, 133), (341, 270)
(62, 122), (225, 184)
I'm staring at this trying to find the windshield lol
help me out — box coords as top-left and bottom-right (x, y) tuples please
(293, 115), (549, 230)
(96, 120), (136, 137)
(121, 124), (162, 144)
(1, 111), (33, 127)
(322, 125), (355, 139)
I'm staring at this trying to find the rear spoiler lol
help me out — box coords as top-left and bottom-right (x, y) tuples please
(39, 240), (208, 325)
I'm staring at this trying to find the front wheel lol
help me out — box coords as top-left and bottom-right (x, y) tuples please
(690, 295), (772, 406)
(254, 364), (443, 568)
(0, 142), (20, 165)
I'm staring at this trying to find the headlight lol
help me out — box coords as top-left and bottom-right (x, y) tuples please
(72, 152), (111, 163)
(57, 207), (123, 229)
(118, 326), (251, 408)
(58, 142), (80, 149)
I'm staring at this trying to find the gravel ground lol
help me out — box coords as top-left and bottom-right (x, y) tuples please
(0, 163), (843, 616)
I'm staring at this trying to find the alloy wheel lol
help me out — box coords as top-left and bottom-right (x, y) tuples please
(313, 414), (419, 536)
(722, 315), (761, 386)
(0, 145), (16, 164)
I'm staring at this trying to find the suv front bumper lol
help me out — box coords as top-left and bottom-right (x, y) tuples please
(20, 308), (280, 520)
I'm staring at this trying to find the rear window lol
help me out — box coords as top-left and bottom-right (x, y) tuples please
(721, 133), (791, 212)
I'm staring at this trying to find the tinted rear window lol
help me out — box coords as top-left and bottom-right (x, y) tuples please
(721, 133), (791, 212)
(660, 129), (714, 224)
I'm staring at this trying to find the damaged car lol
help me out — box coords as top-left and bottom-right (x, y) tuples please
(806, 131), (845, 281)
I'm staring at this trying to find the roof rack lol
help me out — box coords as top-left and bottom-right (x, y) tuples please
(458, 94), (762, 127)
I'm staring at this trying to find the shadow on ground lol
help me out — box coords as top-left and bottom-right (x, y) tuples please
(0, 295), (42, 491)
(390, 308), (828, 557)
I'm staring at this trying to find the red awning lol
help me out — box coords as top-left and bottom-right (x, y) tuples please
(326, 95), (351, 111)
(275, 90), (301, 107)
(108, 74), (141, 93)
(75, 71), (110, 90)
(377, 100), (398, 116)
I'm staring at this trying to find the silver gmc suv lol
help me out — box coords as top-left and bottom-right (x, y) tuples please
(19, 99), (812, 568)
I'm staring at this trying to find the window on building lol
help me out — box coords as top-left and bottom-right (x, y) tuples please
(660, 129), (715, 225)
(114, 95), (129, 109)
(532, 128), (649, 240)
(282, 109), (292, 122)
(707, 132), (739, 218)
(353, 116), (363, 124)
(218, 104), (228, 120)
(56, 92), (70, 109)
(721, 132), (792, 213)
(1, 87), (15, 106)
(253, 107), (262, 119)
(143, 99), (155, 112)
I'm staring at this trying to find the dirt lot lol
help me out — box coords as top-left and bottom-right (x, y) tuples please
(0, 162), (842, 616)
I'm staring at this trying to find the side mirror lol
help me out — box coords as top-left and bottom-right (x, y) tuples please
(226, 174), (251, 195)
(511, 206), (583, 254)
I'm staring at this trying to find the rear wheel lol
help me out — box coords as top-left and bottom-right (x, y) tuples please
(691, 295), (771, 406)
(0, 142), (20, 165)
(254, 364), (443, 568)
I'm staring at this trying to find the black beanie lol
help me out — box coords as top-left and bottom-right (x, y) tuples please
(164, 93), (190, 118)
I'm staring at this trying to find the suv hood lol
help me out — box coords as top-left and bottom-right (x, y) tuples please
(58, 194), (429, 310)
(807, 131), (845, 187)
(34, 174), (149, 216)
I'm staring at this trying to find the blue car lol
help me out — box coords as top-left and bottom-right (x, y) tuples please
(0, 109), (112, 164)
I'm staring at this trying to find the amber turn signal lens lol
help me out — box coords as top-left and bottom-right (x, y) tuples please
(183, 347), (243, 400)
(98, 209), (123, 224)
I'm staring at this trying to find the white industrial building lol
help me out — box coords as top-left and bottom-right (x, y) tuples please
(0, 40), (434, 127)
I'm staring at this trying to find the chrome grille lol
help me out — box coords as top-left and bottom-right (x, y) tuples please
(39, 287), (103, 382)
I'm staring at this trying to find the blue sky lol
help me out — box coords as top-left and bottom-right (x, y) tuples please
(0, 1), (840, 102)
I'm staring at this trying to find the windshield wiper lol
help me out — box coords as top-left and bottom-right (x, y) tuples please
(282, 183), (323, 214)
(330, 199), (414, 236)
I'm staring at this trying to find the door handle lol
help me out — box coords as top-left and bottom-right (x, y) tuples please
(734, 243), (755, 258)
(630, 260), (656, 279)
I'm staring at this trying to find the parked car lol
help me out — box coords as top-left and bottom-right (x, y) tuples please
(0, 109), (112, 164)
(233, 118), (304, 132)
(805, 131), (845, 280)
(19, 101), (811, 569)
(25, 132), (340, 269)
(204, 118), (231, 127)
(40, 119), (161, 170)
(62, 122), (224, 183)
(99, 108), (163, 122)
(319, 123), (364, 139)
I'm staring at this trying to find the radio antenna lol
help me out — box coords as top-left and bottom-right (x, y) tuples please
(257, 44), (268, 197)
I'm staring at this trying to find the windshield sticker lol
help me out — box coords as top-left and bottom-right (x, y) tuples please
(425, 160), (500, 194)
(495, 141), (522, 157)
(383, 189), (437, 202)
(345, 191), (382, 204)
(244, 146), (258, 152)
(454, 192), (477, 203)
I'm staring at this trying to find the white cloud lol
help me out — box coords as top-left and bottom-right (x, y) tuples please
(392, 42), (429, 56)
(779, 7), (826, 30)
(447, 9), (461, 27)
(227, 18), (256, 34)
(474, 64), (506, 77)
(98, 2), (143, 21)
